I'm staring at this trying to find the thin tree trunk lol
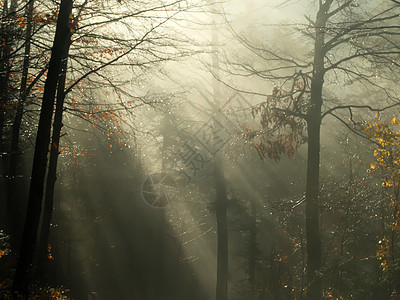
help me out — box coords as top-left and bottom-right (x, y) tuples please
(155, 212), (166, 300)
(12, 0), (73, 293)
(38, 0), (88, 278)
(249, 197), (257, 299)
(340, 159), (353, 257)
(37, 35), (71, 278)
(211, 21), (229, 300)
(0, 0), (10, 232)
(7, 0), (35, 252)
(215, 160), (228, 300)
(0, 0), (17, 145)
(210, 4), (229, 299)
(154, 116), (171, 299)
(300, 228), (305, 299)
(392, 185), (400, 294)
(305, 4), (329, 299)
(0, 0), (14, 178)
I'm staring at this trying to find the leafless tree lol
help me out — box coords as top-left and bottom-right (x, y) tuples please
(221, 0), (400, 298)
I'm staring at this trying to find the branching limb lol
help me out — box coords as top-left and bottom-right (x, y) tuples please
(322, 102), (400, 120)
(329, 111), (380, 147)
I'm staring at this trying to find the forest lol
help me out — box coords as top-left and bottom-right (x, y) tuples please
(1, 0), (400, 299)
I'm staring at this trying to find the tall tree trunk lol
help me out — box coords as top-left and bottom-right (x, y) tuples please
(0, 0), (10, 232)
(305, 4), (328, 299)
(211, 8), (229, 298)
(12, 0), (73, 293)
(0, 0), (17, 148)
(392, 185), (400, 294)
(215, 160), (228, 300)
(0, 0), (15, 181)
(305, 115), (322, 300)
(38, 0), (88, 279)
(37, 35), (71, 279)
(248, 197), (257, 299)
(7, 0), (35, 252)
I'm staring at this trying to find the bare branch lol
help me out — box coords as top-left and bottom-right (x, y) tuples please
(329, 112), (380, 147)
(322, 102), (400, 120)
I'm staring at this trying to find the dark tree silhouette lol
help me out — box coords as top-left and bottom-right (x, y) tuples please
(223, 0), (400, 298)
(12, 0), (73, 293)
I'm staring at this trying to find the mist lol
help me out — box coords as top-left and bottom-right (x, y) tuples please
(1, 0), (400, 299)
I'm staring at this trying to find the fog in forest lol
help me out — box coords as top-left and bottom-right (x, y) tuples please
(1, 0), (400, 299)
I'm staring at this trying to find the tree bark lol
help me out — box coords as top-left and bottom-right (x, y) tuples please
(37, 34), (71, 278)
(305, 4), (328, 300)
(0, 0), (10, 231)
(0, 0), (17, 145)
(215, 160), (228, 300)
(7, 0), (35, 252)
(12, 0), (73, 293)
(0, 0), (16, 179)
(305, 115), (322, 300)
(248, 197), (257, 299)
(209, 3), (229, 298)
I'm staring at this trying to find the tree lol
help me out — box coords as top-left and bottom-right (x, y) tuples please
(2, 0), (58, 252)
(10, 0), (206, 292)
(12, 0), (73, 293)
(0, 0), (18, 161)
(6, 0), (39, 251)
(37, 8), (73, 278)
(211, 8), (229, 300)
(365, 115), (400, 294)
(223, 0), (400, 298)
(35, 0), (202, 280)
